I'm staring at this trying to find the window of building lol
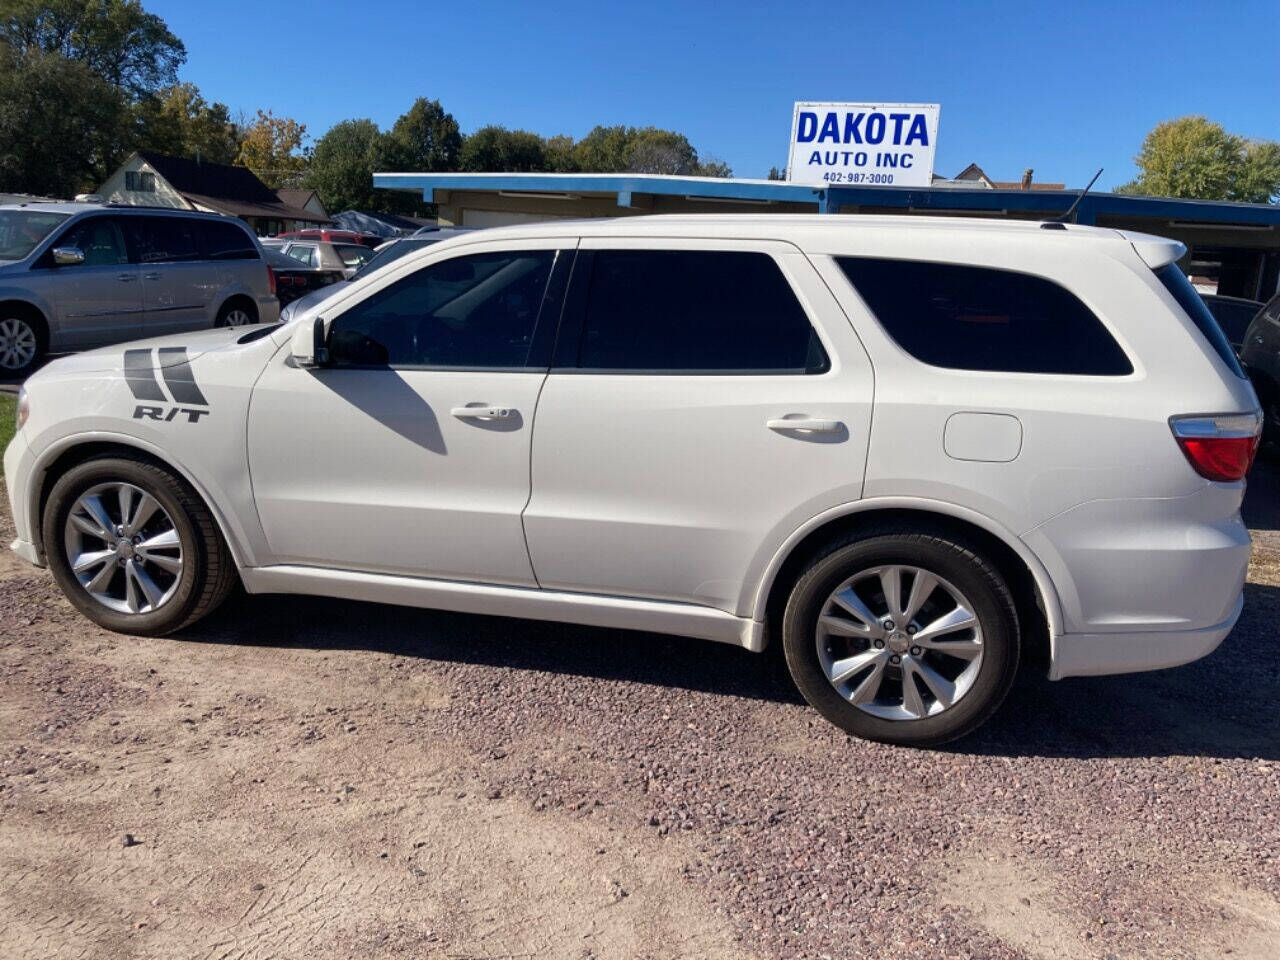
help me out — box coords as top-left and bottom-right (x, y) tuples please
(327, 249), (556, 368)
(124, 170), (156, 193)
(836, 257), (1132, 376)
(574, 250), (828, 373)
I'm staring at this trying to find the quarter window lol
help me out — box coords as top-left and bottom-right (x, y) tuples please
(201, 220), (258, 260)
(836, 257), (1132, 376)
(327, 250), (556, 368)
(574, 250), (827, 373)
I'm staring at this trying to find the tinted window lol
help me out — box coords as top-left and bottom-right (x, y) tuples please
(328, 250), (555, 368)
(56, 217), (128, 267)
(1203, 299), (1258, 348)
(202, 220), (258, 260)
(1156, 265), (1246, 378)
(130, 216), (203, 263)
(575, 250), (827, 373)
(837, 257), (1132, 376)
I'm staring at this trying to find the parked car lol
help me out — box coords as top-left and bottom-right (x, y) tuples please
(276, 228), (382, 248)
(3, 215), (1260, 746)
(1201, 294), (1264, 354)
(277, 229), (476, 320)
(265, 249), (344, 308)
(0, 202), (278, 376)
(1241, 291), (1280, 442)
(279, 239), (371, 280)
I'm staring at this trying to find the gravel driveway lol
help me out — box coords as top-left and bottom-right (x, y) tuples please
(1, 467), (1278, 960)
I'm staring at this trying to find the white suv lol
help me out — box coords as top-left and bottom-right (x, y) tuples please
(3, 215), (1260, 745)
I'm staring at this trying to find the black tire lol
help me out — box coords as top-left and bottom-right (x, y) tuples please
(42, 455), (238, 636)
(214, 298), (257, 328)
(0, 308), (46, 378)
(782, 530), (1019, 747)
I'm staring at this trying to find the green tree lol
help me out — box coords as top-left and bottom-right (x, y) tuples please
(0, 0), (184, 97)
(571, 124), (730, 176)
(307, 118), (385, 212)
(459, 125), (549, 172)
(384, 97), (461, 172)
(1120, 116), (1280, 203)
(767, 166), (786, 181)
(136, 82), (239, 164)
(544, 134), (577, 172)
(236, 109), (307, 188)
(0, 45), (127, 195)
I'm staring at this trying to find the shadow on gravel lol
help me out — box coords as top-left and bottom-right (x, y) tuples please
(181, 463), (1280, 762)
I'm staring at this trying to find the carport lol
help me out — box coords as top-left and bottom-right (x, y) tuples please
(374, 172), (1280, 299)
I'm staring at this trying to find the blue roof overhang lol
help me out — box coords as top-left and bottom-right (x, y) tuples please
(373, 172), (1280, 229)
(373, 172), (822, 208)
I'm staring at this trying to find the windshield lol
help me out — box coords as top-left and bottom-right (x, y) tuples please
(0, 210), (70, 260)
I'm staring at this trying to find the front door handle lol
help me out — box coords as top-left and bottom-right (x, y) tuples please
(767, 417), (843, 434)
(117, 273), (137, 282)
(451, 405), (516, 421)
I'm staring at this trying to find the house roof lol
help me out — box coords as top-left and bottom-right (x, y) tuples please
(276, 188), (326, 214)
(953, 162), (1065, 191)
(135, 152), (328, 224)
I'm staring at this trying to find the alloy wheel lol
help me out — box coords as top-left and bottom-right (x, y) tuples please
(0, 316), (36, 371)
(217, 308), (253, 328)
(815, 564), (984, 721)
(62, 482), (184, 615)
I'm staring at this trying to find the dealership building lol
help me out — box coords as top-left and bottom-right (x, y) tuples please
(373, 170), (1280, 301)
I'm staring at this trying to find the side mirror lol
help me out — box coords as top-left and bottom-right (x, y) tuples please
(290, 315), (330, 368)
(52, 246), (85, 266)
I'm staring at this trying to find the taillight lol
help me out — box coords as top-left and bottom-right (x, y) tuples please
(1170, 413), (1261, 482)
(266, 264), (276, 296)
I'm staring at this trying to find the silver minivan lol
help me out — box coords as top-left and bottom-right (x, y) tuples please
(0, 203), (280, 376)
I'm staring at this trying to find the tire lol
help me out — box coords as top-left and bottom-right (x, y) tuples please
(215, 299), (257, 328)
(0, 309), (45, 378)
(782, 530), (1019, 747)
(42, 456), (238, 636)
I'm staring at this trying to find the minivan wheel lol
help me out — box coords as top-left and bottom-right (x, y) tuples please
(42, 456), (238, 636)
(215, 300), (256, 328)
(0, 313), (43, 376)
(782, 532), (1019, 747)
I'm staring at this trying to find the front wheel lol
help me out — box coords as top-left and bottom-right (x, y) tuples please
(42, 456), (237, 636)
(782, 531), (1020, 747)
(0, 312), (44, 377)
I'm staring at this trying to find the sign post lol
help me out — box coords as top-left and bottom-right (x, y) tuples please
(786, 102), (940, 187)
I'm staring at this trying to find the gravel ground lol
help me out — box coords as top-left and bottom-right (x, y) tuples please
(1, 466), (1278, 959)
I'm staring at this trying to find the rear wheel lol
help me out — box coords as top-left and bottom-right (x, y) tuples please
(0, 311), (44, 377)
(42, 456), (237, 636)
(782, 531), (1019, 746)
(215, 299), (257, 328)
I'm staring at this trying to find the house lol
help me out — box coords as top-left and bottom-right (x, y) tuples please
(950, 163), (1065, 191)
(98, 152), (329, 236)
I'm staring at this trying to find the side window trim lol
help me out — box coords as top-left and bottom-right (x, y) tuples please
(321, 246), (575, 373)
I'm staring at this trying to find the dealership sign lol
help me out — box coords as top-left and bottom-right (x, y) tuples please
(786, 102), (939, 187)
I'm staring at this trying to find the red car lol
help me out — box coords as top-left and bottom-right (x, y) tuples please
(275, 228), (382, 249)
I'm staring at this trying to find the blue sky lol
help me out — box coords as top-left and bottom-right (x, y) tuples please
(149, 0), (1279, 189)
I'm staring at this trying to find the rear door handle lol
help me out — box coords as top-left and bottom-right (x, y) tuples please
(117, 273), (137, 282)
(451, 405), (516, 420)
(143, 272), (161, 281)
(767, 417), (843, 433)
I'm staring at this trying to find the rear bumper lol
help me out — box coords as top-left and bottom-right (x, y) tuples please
(1049, 591), (1242, 679)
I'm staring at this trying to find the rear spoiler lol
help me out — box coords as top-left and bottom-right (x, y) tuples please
(1123, 233), (1186, 270)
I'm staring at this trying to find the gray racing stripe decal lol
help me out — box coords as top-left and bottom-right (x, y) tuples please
(157, 347), (208, 406)
(123, 349), (166, 401)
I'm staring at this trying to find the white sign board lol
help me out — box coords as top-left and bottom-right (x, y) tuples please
(786, 102), (940, 187)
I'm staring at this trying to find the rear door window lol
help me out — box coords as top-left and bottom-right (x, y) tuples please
(202, 220), (259, 260)
(131, 216), (204, 263)
(1155, 265), (1247, 378)
(570, 250), (828, 373)
(836, 257), (1132, 376)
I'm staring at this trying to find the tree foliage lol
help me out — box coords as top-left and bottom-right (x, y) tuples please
(307, 118), (386, 213)
(136, 82), (239, 165)
(570, 125), (730, 177)
(459, 126), (550, 172)
(236, 109), (307, 188)
(384, 97), (461, 172)
(1120, 116), (1280, 203)
(0, 0), (184, 97)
